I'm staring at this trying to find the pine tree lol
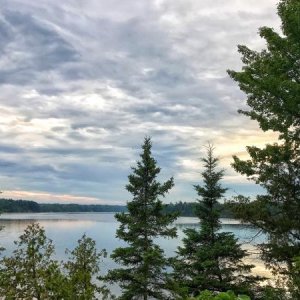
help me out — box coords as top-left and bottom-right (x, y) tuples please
(106, 137), (180, 300)
(227, 0), (300, 297)
(174, 146), (260, 297)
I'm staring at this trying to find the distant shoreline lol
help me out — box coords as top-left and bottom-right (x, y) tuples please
(0, 198), (235, 218)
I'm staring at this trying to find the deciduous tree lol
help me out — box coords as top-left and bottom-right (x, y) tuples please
(64, 234), (110, 299)
(0, 223), (66, 299)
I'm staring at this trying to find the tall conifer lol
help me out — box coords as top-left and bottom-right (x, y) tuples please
(174, 146), (260, 297)
(106, 137), (179, 300)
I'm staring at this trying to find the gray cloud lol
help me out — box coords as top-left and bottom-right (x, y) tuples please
(0, 0), (280, 203)
(0, 10), (79, 86)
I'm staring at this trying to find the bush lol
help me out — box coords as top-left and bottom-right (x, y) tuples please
(188, 290), (251, 300)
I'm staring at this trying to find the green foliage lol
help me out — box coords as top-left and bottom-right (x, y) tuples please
(165, 202), (234, 218)
(106, 137), (181, 300)
(256, 285), (287, 300)
(227, 0), (300, 297)
(285, 256), (300, 299)
(174, 146), (261, 297)
(64, 234), (111, 300)
(227, 0), (300, 141)
(164, 201), (197, 217)
(0, 223), (66, 299)
(0, 223), (113, 299)
(188, 290), (251, 300)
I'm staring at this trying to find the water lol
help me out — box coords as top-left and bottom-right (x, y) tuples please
(0, 213), (270, 280)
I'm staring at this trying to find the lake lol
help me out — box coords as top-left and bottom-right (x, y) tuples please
(0, 213), (271, 284)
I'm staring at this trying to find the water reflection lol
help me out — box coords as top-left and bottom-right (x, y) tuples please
(0, 213), (270, 278)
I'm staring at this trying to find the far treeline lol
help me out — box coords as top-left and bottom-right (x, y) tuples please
(0, 198), (235, 218)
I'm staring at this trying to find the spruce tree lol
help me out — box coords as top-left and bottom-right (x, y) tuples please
(106, 137), (179, 300)
(227, 0), (300, 296)
(174, 146), (260, 297)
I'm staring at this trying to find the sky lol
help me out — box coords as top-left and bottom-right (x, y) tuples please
(0, 0), (281, 205)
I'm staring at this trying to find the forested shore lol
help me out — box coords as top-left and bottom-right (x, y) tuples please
(0, 0), (299, 299)
(0, 198), (234, 217)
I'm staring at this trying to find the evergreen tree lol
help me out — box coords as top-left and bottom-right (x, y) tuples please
(0, 223), (67, 299)
(106, 137), (180, 300)
(227, 0), (300, 296)
(64, 234), (111, 300)
(174, 146), (260, 297)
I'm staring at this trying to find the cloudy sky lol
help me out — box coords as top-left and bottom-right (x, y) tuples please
(0, 0), (281, 204)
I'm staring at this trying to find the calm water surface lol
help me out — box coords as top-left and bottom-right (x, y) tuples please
(0, 213), (270, 279)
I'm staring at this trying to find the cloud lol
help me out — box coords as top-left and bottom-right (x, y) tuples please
(0, 10), (79, 86)
(0, 0), (280, 203)
(2, 189), (114, 204)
